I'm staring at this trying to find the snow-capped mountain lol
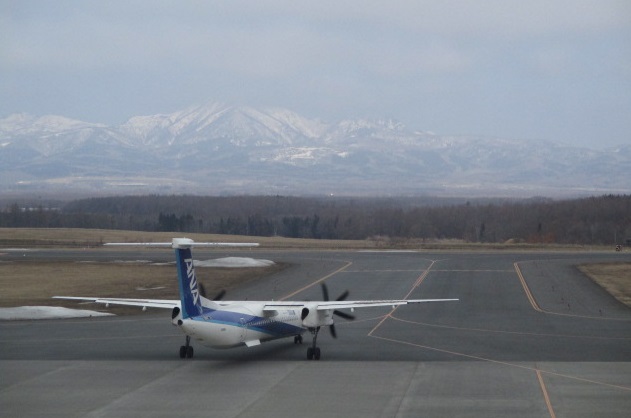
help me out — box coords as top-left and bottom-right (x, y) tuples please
(1, 104), (629, 196)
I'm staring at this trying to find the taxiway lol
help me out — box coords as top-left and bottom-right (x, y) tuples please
(1, 249), (630, 417)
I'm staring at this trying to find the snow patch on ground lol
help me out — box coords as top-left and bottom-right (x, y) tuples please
(194, 257), (274, 268)
(0, 306), (114, 320)
(67, 258), (272, 267)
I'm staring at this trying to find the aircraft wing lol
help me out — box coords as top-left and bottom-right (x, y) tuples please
(52, 296), (179, 309)
(318, 299), (458, 311)
(54, 295), (459, 312)
(315, 299), (458, 310)
(262, 298), (457, 311)
(54, 297), (457, 311)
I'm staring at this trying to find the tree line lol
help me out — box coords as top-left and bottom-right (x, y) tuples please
(1, 194), (630, 245)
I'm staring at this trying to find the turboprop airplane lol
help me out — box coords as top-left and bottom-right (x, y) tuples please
(54, 238), (458, 360)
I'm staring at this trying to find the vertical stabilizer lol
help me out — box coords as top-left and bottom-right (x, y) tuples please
(174, 244), (203, 319)
(103, 238), (258, 319)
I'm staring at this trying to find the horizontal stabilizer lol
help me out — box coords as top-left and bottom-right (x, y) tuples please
(104, 238), (258, 249)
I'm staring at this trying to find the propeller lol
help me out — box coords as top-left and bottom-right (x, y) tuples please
(198, 282), (226, 301)
(198, 283), (207, 298)
(212, 289), (226, 301)
(321, 283), (355, 338)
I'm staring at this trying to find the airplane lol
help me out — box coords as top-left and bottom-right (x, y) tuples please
(54, 238), (458, 360)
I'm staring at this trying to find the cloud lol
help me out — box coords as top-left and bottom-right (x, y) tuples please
(2, 0), (630, 147)
(5, 1), (625, 71)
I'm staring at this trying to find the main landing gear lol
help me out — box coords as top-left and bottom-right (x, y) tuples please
(306, 327), (321, 360)
(179, 335), (194, 359)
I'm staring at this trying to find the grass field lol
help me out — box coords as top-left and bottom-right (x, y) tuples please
(578, 263), (631, 308)
(0, 227), (373, 250)
(0, 260), (286, 315)
(0, 228), (290, 315)
(0, 227), (617, 251)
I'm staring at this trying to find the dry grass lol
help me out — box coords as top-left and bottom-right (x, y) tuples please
(0, 228), (303, 315)
(0, 260), (285, 315)
(0, 227), (374, 249)
(0, 227), (615, 251)
(578, 263), (631, 308)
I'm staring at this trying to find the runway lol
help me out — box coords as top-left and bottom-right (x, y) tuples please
(1, 249), (631, 417)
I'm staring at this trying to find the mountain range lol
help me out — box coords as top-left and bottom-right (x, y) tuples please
(1, 103), (630, 197)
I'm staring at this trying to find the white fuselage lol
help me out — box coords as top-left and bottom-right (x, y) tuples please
(179, 302), (305, 349)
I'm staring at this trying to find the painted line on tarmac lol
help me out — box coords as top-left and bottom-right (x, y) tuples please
(409, 259), (436, 294)
(368, 260), (437, 336)
(278, 260), (353, 301)
(369, 333), (631, 393)
(537, 370), (557, 418)
(514, 261), (631, 321)
(514, 262), (544, 312)
(389, 315), (631, 341)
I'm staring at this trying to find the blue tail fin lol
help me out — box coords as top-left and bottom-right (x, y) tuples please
(175, 247), (203, 319)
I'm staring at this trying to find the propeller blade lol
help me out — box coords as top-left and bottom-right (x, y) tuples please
(333, 310), (355, 321)
(336, 290), (349, 301)
(198, 283), (207, 298)
(322, 283), (354, 341)
(322, 283), (350, 301)
(321, 283), (330, 301)
(329, 324), (337, 338)
(212, 289), (226, 301)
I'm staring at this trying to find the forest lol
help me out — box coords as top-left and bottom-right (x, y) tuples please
(1, 194), (630, 246)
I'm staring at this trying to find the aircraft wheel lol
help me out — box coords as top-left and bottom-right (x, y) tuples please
(179, 346), (187, 359)
(307, 347), (314, 360)
(314, 347), (321, 360)
(186, 346), (194, 359)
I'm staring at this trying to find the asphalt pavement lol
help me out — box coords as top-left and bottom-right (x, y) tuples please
(1, 248), (630, 417)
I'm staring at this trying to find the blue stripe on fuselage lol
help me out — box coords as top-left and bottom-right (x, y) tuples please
(191, 307), (303, 337)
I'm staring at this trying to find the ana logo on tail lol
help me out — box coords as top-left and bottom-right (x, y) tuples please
(185, 258), (200, 306)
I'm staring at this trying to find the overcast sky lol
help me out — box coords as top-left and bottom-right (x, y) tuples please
(2, 1), (630, 148)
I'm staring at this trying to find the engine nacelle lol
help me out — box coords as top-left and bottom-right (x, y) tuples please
(301, 303), (334, 328)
